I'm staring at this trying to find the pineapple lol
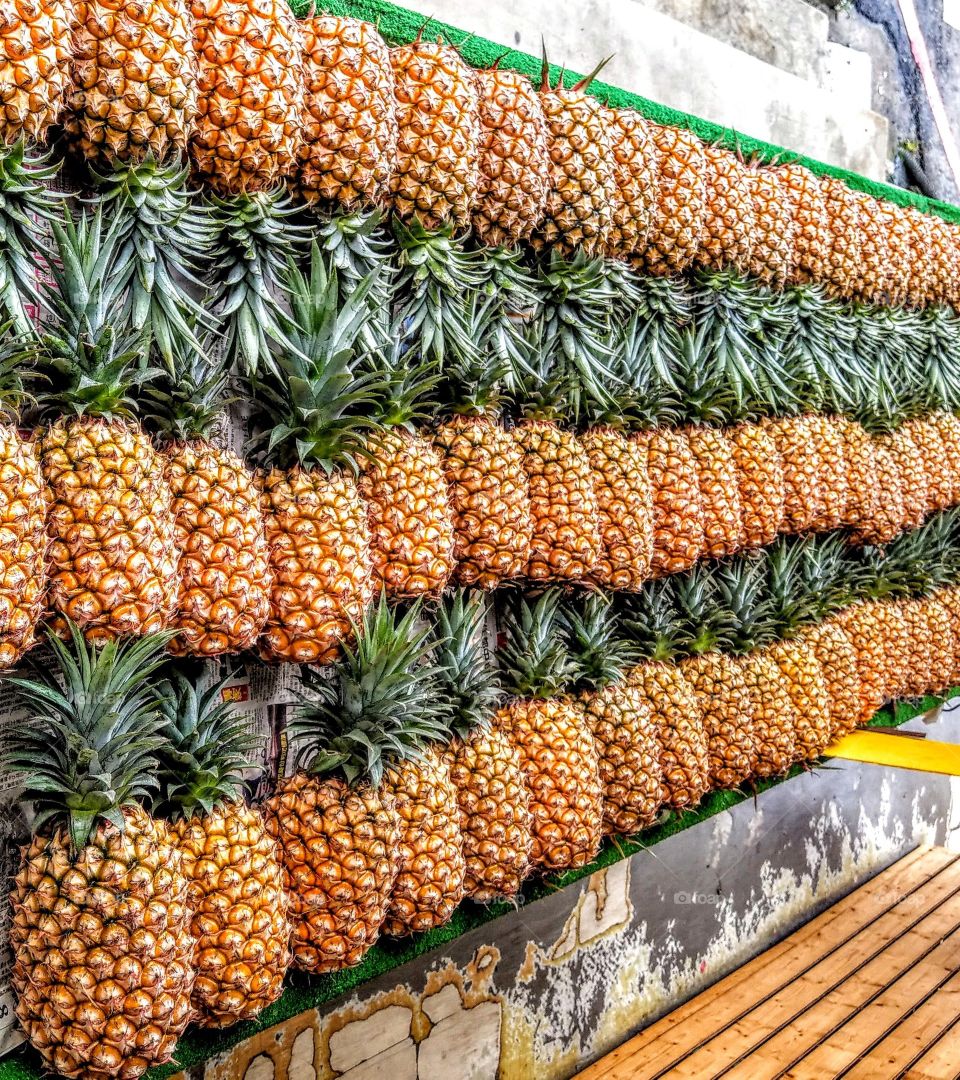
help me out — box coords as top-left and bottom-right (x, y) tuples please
(36, 211), (178, 643)
(253, 247), (376, 663)
(672, 572), (756, 789)
(4, 626), (194, 1080)
(564, 592), (665, 834)
(728, 421), (785, 549)
(533, 57), (615, 256)
(497, 590), (603, 871)
(147, 345), (271, 657)
(0, 0), (72, 144)
(432, 591), (533, 901)
(904, 415), (954, 514)
(605, 106), (657, 263)
(819, 177), (861, 299)
(835, 417), (881, 530)
(762, 415), (825, 534)
(389, 36), (480, 230)
(641, 123), (706, 277)
(904, 207), (935, 310)
(697, 142), (754, 274)
(779, 161), (828, 286)
(713, 557), (797, 777)
(746, 159), (797, 286)
(879, 423), (929, 532)
(852, 192), (895, 305)
(190, 0), (304, 193)
(916, 592), (957, 696)
(0, 334), (48, 668)
(898, 597), (937, 698)
(65, 0), (198, 165)
(930, 215), (959, 307)
(684, 421), (745, 560)
(879, 200), (913, 309)
(834, 599), (894, 727)
(298, 15), (398, 210)
(849, 436), (905, 546)
(639, 425), (705, 577)
(473, 65), (550, 248)
(155, 669), (290, 1028)
(265, 599), (449, 972)
(807, 415), (849, 532)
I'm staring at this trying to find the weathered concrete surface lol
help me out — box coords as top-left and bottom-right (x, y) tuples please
(190, 699), (960, 1080)
(399, 0), (890, 178)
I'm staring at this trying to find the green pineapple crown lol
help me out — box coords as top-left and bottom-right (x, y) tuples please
(919, 305), (960, 413)
(430, 590), (504, 739)
(37, 209), (156, 421)
(710, 555), (782, 656)
(0, 322), (39, 422)
(91, 154), (216, 370)
(143, 335), (233, 442)
(563, 592), (639, 691)
(154, 668), (262, 821)
(497, 589), (576, 699)
(670, 570), (737, 655)
(1, 623), (174, 853)
(861, 507), (960, 599)
(616, 579), (688, 661)
(252, 243), (384, 473)
(292, 597), (452, 787)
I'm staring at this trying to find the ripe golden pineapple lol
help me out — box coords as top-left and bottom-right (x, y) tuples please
(65, 0), (198, 164)
(298, 16), (397, 209)
(639, 427), (705, 577)
(835, 417), (880, 529)
(808, 415), (849, 532)
(899, 597), (937, 698)
(533, 61), (615, 256)
(389, 37), (480, 230)
(904, 207), (936, 309)
(627, 660), (710, 810)
(834, 600), (891, 727)
(763, 415), (825, 534)
(746, 160), (797, 286)
(849, 437), (905, 546)
(767, 636), (834, 761)
(582, 425), (653, 591)
(797, 619), (862, 741)
(256, 253), (374, 663)
(434, 592), (532, 902)
(729, 421), (786, 549)
(739, 649), (798, 777)
(190, 0), (304, 193)
(930, 411), (960, 506)
(917, 592), (957, 696)
(934, 585), (960, 689)
(605, 107), (658, 262)
(157, 673), (290, 1028)
(779, 161), (828, 286)
(685, 425), (744, 559)
(473, 65), (550, 247)
(681, 651), (755, 789)
(879, 425), (929, 531)
(0, 0), (72, 143)
(852, 192), (894, 305)
(565, 593), (665, 834)
(642, 123), (706, 276)
(905, 416), (953, 514)
(382, 749), (465, 936)
(266, 600), (448, 972)
(498, 592), (603, 871)
(819, 177), (861, 299)
(514, 418), (601, 583)
(930, 217), (960, 308)
(697, 143), (754, 274)
(0, 343), (48, 668)
(434, 414), (533, 589)
(151, 349), (271, 657)
(6, 629), (194, 1080)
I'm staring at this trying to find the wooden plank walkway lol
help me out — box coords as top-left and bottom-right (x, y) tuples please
(578, 847), (960, 1080)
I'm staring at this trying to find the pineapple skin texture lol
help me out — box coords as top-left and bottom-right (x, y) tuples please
(360, 430), (456, 600)
(382, 751), (466, 936)
(65, 0), (198, 165)
(446, 722), (533, 902)
(165, 440), (272, 657)
(298, 15), (398, 210)
(264, 772), (400, 974)
(498, 698), (603, 873)
(681, 653), (755, 790)
(640, 428), (704, 578)
(10, 806), (195, 1080)
(175, 800), (291, 1029)
(258, 465), (371, 665)
(434, 415), (533, 589)
(0, 424), (48, 668)
(40, 417), (179, 645)
(0, 0), (72, 143)
(737, 651), (797, 779)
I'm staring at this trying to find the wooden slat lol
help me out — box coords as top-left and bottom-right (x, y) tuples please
(902, 1015), (960, 1079)
(576, 847), (960, 1080)
(577, 847), (954, 1080)
(677, 866), (960, 1080)
(841, 969), (960, 1079)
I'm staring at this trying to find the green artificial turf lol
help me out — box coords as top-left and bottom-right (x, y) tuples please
(286, 0), (960, 224)
(0, 688), (953, 1080)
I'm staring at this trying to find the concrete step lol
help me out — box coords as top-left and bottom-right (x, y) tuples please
(629, 0), (832, 83)
(402, 0), (890, 180)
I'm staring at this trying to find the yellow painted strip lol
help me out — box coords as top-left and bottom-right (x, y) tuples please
(825, 731), (960, 776)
